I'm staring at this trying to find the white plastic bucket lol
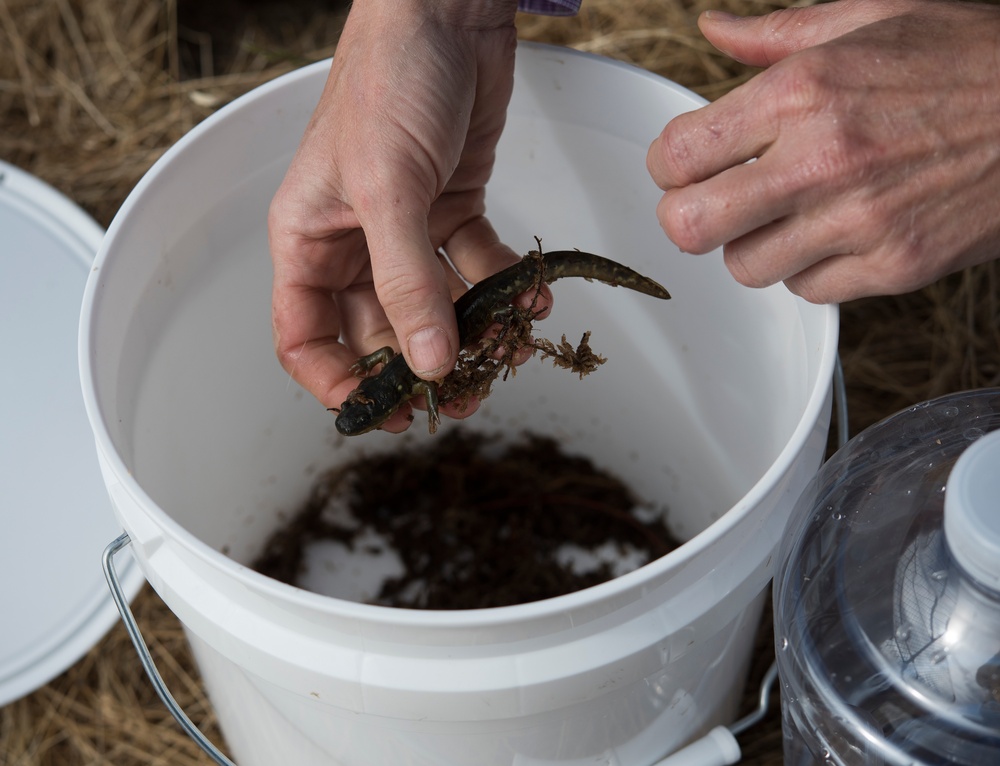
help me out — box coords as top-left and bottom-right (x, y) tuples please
(81, 43), (838, 766)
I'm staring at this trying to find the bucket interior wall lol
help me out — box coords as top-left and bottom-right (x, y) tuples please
(82, 44), (837, 766)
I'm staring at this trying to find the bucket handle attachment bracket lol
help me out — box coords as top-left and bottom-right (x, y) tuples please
(103, 532), (238, 766)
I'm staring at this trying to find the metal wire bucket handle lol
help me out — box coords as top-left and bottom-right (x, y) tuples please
(102, 532), (238, 766)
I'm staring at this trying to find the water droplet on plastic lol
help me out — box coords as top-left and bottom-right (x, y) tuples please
(895, 625), (911, 641)
(942, 406), (959, 417)
(780, 637), (789, 651)
(931, 569), (947, 582)
(964, 427), (985, 441)
(831, 510), (845, 521)
(932, 649), (948, 665)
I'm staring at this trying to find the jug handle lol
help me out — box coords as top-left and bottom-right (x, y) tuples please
(103, 532), (238, 766)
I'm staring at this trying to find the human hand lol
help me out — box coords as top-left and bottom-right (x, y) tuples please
(269, 0), (535, 431)
(646, 0), (1000, 303)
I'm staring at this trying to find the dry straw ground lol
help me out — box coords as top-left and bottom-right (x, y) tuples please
(2, 0), (998, 764)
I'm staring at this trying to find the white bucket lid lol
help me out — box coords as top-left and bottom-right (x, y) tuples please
(0, 160), (142, 705)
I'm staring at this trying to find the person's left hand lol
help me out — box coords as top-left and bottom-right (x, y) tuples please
(647, 0), (1000, 303)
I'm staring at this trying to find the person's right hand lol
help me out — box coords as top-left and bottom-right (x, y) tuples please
(269, 0), (533, 432)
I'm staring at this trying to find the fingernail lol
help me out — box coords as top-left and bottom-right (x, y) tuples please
(703, 10), (742, 22)
(407, 327), (452, 377)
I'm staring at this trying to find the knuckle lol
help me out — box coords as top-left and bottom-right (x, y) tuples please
(650, 115), (703, 188)
(783, 261), (859, 304)
(376, 268), (429, 311)
(865, 198), (899, 241)
(376, 268), (448, 328)
(761, 6), (804, 34)
(723, 245), (771, 290)
(273, 331), (316, 377)
(274, 342), (304, 375)
(375, 269), (440, 310)
(871, 241), (932, 295)
(765, 57), (892, 199)
(773, 121), (876, 203)
(768, 53), (858, 144)
(757, 8), (809, 57)
(786, 139), (857, 198)
(659, 194), (713, 254)
(783, 275), (830, 305)
(768, 55), (830, 117)
(267, 185), (296, 236)
(784, 240), (930, 305)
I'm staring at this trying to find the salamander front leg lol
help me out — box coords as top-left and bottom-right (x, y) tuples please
(350, 346), (395, 377)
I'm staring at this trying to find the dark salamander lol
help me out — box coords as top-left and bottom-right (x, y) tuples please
(333, 250), (671, 436)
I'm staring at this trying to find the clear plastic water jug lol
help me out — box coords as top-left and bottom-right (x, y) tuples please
(775, 388), (1000, 765)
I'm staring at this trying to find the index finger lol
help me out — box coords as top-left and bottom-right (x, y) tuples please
(646, 75), (775, 190)
(269, 218), (376, 408)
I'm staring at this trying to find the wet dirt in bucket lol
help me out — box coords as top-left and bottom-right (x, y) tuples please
(253, 429), (681, 609)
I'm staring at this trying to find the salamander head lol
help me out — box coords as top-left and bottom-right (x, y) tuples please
(333, 379), (400, 436)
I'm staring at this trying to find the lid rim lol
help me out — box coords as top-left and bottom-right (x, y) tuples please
(0, 159), (143, 705)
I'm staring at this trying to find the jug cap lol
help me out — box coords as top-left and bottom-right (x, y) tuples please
(945, 429), (1000, 591)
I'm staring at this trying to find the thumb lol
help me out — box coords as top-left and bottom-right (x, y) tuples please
(698, 2), (904, 67)
(364, 209), (459, 380)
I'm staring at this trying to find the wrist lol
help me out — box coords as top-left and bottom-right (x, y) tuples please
(351, 0), (519, 30)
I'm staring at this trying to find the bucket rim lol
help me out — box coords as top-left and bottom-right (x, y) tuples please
(79, 42), (840, 629)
